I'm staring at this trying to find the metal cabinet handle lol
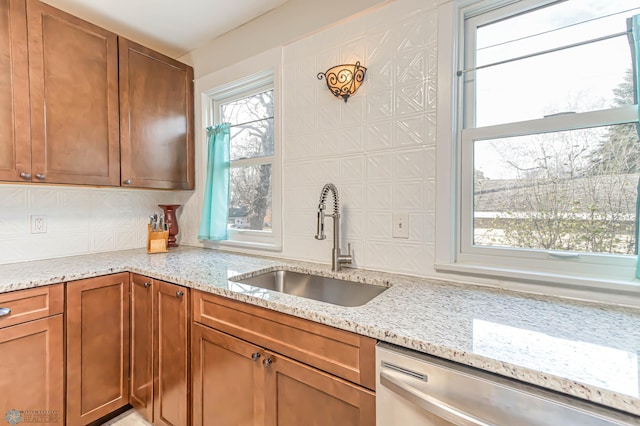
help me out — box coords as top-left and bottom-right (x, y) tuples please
(380, 371), (496, 426)
(144, 282), (152, 288)
(263, 357), (273, 367)
(0, 307), (11, 317)
(176, 290), (185, 297)
(19, 172), (31, 180)
(35, 173), (46, 180)
(251, 352), (261, 361)
(123, 179), (131, 185)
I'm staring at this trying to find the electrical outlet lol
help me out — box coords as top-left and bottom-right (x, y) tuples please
(31, 215), (47, 234)
(392, 213), (409, 239)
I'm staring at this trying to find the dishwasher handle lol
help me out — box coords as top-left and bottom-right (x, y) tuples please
(380, 370), (498, 426)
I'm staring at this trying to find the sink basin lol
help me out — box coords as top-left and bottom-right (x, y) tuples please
(231, 270), (387, 307)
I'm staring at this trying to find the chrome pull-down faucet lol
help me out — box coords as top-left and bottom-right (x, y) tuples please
(315, 183), (352, 271)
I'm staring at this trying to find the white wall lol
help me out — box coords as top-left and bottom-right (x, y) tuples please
(179, 0), (391, 78)
(180, 0), (447, 278)
(0, 184), (190, 265)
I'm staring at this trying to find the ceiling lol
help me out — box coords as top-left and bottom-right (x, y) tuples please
(41, 0), (290, 58)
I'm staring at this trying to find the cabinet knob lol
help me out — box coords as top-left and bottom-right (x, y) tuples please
(144, 282), (152, 288)
(35, 173), (46, 180)
(0, 307), (11, 317)
(251, 352), (261, 361)
(176, 290), (185, 298)
(123, 179), (131, 185)
(19, 172), (31, 180)
(263, 357), (273, 367)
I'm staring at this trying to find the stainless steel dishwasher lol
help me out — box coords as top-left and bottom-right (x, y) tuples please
(376, 342), (640, 426)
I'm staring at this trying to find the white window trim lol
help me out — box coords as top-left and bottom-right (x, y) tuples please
(196, 48), (283, 252)
(212, 81), (276, 246)
(435, 0), (640, 303)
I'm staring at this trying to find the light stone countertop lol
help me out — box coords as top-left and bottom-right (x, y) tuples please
(1, 246), (639, 417)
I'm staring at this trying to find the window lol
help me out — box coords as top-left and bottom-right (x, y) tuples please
(437, 0), (640, 289)
(208, 71), (281, 249)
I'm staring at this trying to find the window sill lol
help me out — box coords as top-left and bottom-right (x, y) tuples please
(202, 238), (282, 252)
(435, 262), (640, 308)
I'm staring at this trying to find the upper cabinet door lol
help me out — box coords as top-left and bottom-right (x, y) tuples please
(119, 38), (194, 190)
(0, 0), (30, 182)
(26, 0), (120, 186)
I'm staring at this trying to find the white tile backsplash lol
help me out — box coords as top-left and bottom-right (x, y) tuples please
(0, 184), (186, 265)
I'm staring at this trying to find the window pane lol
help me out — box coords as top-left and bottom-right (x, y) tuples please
(476, 0), (639, 64)
(229, 164), (272, 232)
(220, 89), (274, 160)
(473, 1), (638, 127)
(473, 124), (639, 255)
(221, 90), (274, 123)
(229, 118), (274, 161)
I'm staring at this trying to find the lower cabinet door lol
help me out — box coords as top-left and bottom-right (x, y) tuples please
(0, 315), (64, 424)
(154, 280), (189, 426)
(264, 351), (376, 426)
(192, 323), (264, 426)
(130, 274), (154, 422)
(66, 273), (130, 425)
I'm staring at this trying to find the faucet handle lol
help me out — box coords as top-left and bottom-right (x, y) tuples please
(338, 242), (353, 267)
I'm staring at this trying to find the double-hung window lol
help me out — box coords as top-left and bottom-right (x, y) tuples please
(439, 0), (640, 288)
(210, 72), (281, 249)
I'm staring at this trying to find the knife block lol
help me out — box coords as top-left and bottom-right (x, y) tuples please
(147, 224), (169, 254)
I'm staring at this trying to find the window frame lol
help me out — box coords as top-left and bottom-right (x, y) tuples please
(204, 70), (282, 250)
(436, 0), (640, 298)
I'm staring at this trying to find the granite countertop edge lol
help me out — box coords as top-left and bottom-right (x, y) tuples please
(0, 247), (638, 417)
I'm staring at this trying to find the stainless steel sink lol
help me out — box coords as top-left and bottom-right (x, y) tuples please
(231, 270), (388, 307)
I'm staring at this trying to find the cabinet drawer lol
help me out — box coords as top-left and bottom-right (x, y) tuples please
(192, 291), (375, 390)
(0, 284), (64, 328)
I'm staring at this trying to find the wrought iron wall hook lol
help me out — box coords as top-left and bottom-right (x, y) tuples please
(317, 61), (367, 103)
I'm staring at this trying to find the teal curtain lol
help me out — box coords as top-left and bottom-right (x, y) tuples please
(630, 15), (640, 277)
(198, 123), (231, 241)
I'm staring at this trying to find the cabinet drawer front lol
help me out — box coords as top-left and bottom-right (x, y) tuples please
(192, 291), (375, 390)
(0, 284), (64, 328)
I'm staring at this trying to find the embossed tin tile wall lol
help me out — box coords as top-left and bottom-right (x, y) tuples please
(0, 184), (188, 265)
(280, 0), (438, 276)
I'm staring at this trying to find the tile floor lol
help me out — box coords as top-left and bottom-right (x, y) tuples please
(101, 409), (150, 426)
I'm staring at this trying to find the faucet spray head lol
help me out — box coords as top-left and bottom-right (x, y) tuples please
(315, 203), (326, 240)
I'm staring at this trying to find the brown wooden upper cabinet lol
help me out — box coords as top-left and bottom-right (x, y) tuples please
(119, 38), (195, 190)
(0, 0), (194, 189)
(0, 0), (31, 182)
(26, 0), (121, 186)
